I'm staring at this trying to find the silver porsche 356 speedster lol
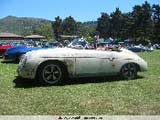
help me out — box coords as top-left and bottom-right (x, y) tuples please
(17, 46), (147, 85)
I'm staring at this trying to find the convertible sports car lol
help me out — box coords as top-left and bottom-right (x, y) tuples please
(17, 47), (147, 85)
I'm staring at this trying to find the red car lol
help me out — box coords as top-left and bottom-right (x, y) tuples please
(0, 45), (13, 56)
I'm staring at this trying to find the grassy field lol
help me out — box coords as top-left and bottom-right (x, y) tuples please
(0, 50), (160, 115)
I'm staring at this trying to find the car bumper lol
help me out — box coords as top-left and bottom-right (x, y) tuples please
(139, 60), (148, 72)
(17, 63), (36, 79)
(17, 54), (43, 80)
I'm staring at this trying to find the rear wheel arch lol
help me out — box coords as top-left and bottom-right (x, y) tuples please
(134, 63), (140, 71)
(120, 62), (140, 71)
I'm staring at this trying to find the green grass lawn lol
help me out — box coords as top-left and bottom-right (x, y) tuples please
(0, 50), (160, 115)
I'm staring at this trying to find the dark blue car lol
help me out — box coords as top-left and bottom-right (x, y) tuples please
(127, 45), (146, 52)
(3, 46), (42, 62)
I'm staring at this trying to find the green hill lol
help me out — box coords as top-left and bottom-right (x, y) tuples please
(0, 16), (52, 36)
(0, 16), (97, 40)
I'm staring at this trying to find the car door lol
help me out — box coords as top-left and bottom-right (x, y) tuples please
(99, 52), (116, 75)
(75, 51), (115, 77)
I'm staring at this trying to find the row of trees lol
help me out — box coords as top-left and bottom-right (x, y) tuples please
(33, 23), (53, 40)
(52, 16), (79, 40)
(96, 1), (160, 43)
(52, 16), (96, 41)
(52, 1), (160, 43)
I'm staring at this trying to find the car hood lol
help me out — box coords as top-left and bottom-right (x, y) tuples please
(6, 46), (42, 55)
(0, 45), (13, 49)
(27, 48), (77, 58)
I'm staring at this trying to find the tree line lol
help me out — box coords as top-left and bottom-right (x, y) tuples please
(52, 1), (160, 44)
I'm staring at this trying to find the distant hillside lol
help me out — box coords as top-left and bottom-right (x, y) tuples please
(0, 16), (52, 36)
(0, 16), (97, 38)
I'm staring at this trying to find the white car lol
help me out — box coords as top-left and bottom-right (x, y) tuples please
(17, 47), (147, 85)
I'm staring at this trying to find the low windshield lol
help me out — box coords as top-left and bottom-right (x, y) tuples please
(68, 38), (88, 49)
(70, 38), (87, 47)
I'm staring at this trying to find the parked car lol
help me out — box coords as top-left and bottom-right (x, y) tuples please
(0, 44), (13, 57)
(45, 41), (63, 48)
(68, 38), (89, 49)
(127, 45), (146, 52)
(3, 46), (42, 62)
(153, 44), (160, 49)
(17, 47), (147, 85)
(3, 41), (62, 62)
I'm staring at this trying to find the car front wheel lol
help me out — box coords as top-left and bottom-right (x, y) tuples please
(37, 62), (66, 85)
(121, 63), (137, 80)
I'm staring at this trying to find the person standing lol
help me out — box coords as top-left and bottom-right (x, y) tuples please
(94, 34), (99, 49)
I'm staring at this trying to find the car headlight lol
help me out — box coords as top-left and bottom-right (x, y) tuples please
(20, 55), (28, 66)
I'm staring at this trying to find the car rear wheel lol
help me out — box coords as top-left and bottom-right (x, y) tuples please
(121, 63), (137, 80)
(37, 62), (66, 85)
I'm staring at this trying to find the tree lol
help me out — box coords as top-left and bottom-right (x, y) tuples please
(152, 4), (160, 42)
(152, 4), (160, 23)
(142, 1), (153, 41)
(52, 16), (63, 41)
(79, 21), (96, 41)
(62, 16), (78, 35)
(34, 23), (53, 40)
(96, 12), (110, 38)
(120, 12), (134, 40)
(110, 8), (124, 39)
(132, 1), (153, 43)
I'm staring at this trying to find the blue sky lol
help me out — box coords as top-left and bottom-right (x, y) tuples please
(1, 0), (160, 22)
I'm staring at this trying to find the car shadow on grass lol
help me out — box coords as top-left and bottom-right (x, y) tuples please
(1, 61), (18, 64)
(13, 75), (144, 88)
